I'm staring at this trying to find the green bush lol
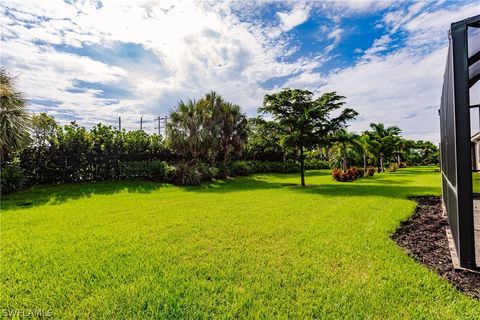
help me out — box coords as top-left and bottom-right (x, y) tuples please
(194, 162), (218, 181)
(230, 160), (254, 176)
(214, 164), (230, 179)
(1, 162), (27, 195)
(305, 158), (330, 170)
(119, 160), (169, 180)
(167, 162), (202, 186)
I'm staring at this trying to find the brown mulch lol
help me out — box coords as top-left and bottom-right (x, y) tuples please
(391, 196), (480, 300)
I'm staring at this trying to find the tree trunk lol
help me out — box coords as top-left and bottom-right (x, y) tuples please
(342, 143), (347, 171)
(380, 155), (384, 172)
(397, 150), (401, 166)
(363, 153), (367, 172)
(300, 145), (305, 187)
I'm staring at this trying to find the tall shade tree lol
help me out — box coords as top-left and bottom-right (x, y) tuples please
(0, 68), (31, 160)
(260, 89), (358, 186)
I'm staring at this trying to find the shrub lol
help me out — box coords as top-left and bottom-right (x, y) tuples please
(388, 163), (398, 172)
(366, 167), (376, 176)
(332, 168), (343, 181)
(332, 168), (354, 182)
(304, 158), (330, 170)
(119, 160), (169, 180)
(332, 166), (365, 182)
(194, 162), (217, 181)
(1, 161), (27, 195)
(230, 160), (254, 176)
(167, 162), (202, 186)
(215, 164), (230, 179)
(399, 162), (407, 168)
(357, 169), (365, 178)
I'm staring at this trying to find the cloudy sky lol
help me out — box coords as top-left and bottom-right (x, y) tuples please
(1, 0), (479, 141)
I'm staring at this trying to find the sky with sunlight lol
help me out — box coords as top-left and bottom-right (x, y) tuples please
(1, 0), (479, 142)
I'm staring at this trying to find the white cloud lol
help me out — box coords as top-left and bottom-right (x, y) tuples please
(362, 35), (392, 60)
(1, 0), (323, 131)
(285, 1), (479, 143)
(277, 4), (310, 32)
(1, 0), (476, 141)
(321, 47), (446, 143)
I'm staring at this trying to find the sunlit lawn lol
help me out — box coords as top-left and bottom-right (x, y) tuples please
(1, 166), (479, 318)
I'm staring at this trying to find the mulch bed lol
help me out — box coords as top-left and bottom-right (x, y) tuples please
(391, 196), (480, 300)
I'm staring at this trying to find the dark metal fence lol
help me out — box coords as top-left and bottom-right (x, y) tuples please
(20, 150), (182, 185)
(439, 14), (480, 269)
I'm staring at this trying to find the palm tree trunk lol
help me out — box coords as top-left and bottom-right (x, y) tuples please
(380, 155), (384, 172)
(363, 153), (367, 172)
(342, 143), (347, 171)
(300, 145), (305, 187)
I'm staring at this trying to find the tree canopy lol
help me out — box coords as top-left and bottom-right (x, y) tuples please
(260, 89), (358, 186)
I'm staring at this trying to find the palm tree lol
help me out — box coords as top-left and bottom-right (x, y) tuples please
(167, 92), (248, 165)
(333, 129), (357, 171)
(202, 91), (247, 165)
(394, 137), (408, 166)
(0, 68), (31, 161)
(168, 99), (206, 159)
(367, 123), (401, 172)
(354, 134), (375, 172)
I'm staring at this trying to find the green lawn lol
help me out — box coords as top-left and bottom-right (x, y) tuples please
(1, 167), (479, 319)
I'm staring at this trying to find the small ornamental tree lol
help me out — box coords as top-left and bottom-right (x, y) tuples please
(260, 89), (358, 186)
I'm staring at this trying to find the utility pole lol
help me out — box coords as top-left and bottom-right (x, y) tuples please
(140, 116), (143, 131)
(118, 116), (121, 131)
(154, 116), (161, 136)
(164, 116), (168, 138)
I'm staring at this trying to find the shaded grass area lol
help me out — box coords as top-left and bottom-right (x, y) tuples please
(1, 167), (479, 318)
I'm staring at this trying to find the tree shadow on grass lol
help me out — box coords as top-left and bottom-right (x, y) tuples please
(290, 183), (440, 199)
(2, 167), (439, 210)
(189, 177), (439, 199)
(1, 180), (169, 211)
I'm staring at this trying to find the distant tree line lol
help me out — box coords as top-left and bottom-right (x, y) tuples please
(0, 68), (439, 193)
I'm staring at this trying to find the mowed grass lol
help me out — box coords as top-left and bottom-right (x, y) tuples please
(1, 167), (479, 319)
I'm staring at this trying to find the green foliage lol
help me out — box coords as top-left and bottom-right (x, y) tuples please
(193, 162), (218, 181)
(304, 158), (330, 170)
(404, 140), (439, 166)
(168, 92), (247, 165)
(20, 122), (172, 185)
(365, 123), (401, 172)
(31, 112), (57, 147)
(0, 160), (27, 194)
(119, 160), (170, 181)
(260, 89), (358, 186)
(229, 160), (255, 176)
(166, 162), (203, 186)
(0, 68), (31, 160)
(244, 117), (288, 161)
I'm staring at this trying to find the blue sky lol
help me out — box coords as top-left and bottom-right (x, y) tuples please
(1, 0), (479, 142)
